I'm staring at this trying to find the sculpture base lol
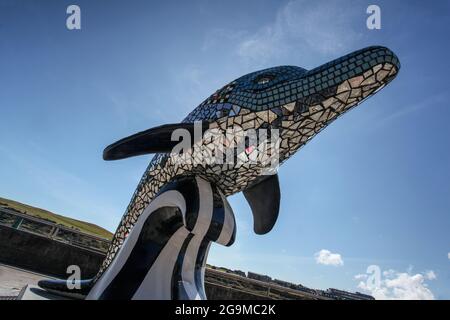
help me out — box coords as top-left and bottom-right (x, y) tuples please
(86, 177), (236, 300)
(36, 177), (236, 300)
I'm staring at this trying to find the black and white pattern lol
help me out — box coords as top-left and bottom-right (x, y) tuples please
(86, 176), (235, 300)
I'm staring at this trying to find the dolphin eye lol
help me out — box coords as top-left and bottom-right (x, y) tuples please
(257, 77), (271, 84)
(255, 74), (275, 85)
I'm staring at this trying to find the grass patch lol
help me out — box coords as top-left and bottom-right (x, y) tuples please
(0, 196), (113, 240)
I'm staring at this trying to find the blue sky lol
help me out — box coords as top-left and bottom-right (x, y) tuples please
(0, 0), (449, 299)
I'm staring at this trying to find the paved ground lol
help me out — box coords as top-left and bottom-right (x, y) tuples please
(0, 263), (54, 297)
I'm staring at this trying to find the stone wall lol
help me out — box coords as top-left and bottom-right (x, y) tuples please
(0, 225), (316, 299)
(0, 225), (272, 299)
(0, 225), (104, 279)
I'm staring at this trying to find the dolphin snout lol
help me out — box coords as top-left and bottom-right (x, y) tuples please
(307, 46), (400, 85)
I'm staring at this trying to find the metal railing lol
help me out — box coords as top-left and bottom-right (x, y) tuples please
(0, 206), (110, 254)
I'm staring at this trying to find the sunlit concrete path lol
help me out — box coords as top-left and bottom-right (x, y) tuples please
(0, 263), (54, 297)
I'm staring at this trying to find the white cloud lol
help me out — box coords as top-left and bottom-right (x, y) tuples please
(235, 0), (361, 65)
(354, 274), (367, 280)
(383, 269), (396, 278)
(314, 249), (344, 266)
(357, 269), (436, 300)
(425, 270), (437, 281)
(448, 252), (450, 260)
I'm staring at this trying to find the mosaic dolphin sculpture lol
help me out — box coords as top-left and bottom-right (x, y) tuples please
(38, 46), (400, 299)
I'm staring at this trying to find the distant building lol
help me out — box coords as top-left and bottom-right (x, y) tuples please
(232, 270), (246, 277)
(326, 288), (375, 300)
(208, 265), (375, 300)
(273, 279), (297, 290)
(247, 271), (272, 283)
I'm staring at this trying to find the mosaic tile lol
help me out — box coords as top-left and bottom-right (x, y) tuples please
(95, 46), (401, 280)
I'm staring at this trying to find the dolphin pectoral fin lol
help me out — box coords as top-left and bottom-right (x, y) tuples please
(38, 278), (93, 300)
(243, 174), (281, 235)
(103, 122), (209, 160)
